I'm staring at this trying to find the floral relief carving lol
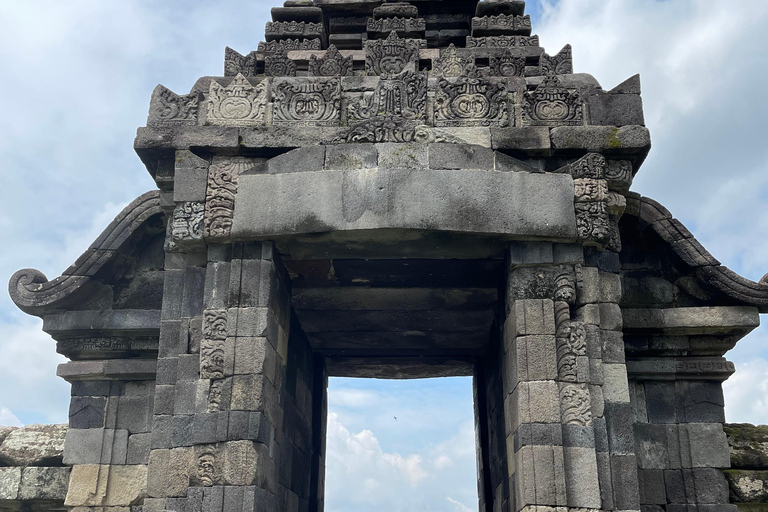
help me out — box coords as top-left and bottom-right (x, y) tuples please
(168, 202), (205, 251)
(264, 49), (296, 77)
(206, 74), (267, 127)
(200, 309), (227, 379)
(489, 51), (526, 77)
(148, 85), (201, 126)
(560, 383), (592, 426)
(224, 47), (257, 77)
(434, 66), (509, 127)
(348, 71), (426, 121)
(522, 74), (583, 127)
(540, 44), (573, 75)
(272, 78), (341, 126)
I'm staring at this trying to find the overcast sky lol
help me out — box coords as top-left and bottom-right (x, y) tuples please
(1, 1), (768, 511)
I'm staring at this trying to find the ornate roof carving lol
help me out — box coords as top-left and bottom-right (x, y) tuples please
(625, 194), (768, 312)
(9, 191), (163, 316)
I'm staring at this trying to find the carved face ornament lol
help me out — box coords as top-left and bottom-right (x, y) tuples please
(197, 452), (216, 486)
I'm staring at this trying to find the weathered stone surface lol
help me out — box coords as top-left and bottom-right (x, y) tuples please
(18, 466), (70, 500)
(232, 168), (576, 239)
(0, 468), (21, 500)
(64, 464), (147, 506)
(550, 125), (651, 154)
(726, 423), (768, 469)
(725, 469), (768, 504)
(0, 426), (16, 446)
(0, 424), (66, 466)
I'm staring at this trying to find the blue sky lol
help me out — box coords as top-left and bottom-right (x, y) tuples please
(2, 1), (768, 510)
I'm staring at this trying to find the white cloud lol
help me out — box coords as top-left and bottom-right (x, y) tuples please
(0, 408), (22, 427)
(330, 389), (380, 408)
(325, 412), (430, 507)
(0, 319), (69, 425)
(724, 358), (768, 424)
(325, 380), (479, 512)
(446, 496), (473, 512)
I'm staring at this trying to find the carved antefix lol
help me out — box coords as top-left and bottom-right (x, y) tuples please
(206, 74), (268, 127)
(147, 85), (201, 126)
(488, 50), (526, 77)
(169, 202), (205, 251)
(348, 71), (426, 121)
(264, 49), (297, 77)
(605, 159), (634, 192)
(540, 44), (573, 75)
(200, 309), (227, 380)
(435, 44), (473, 77)
(434, 66), (509, 127)
(522, 74), (583, 126)
(309, 45), (353, 76)
(224, 47), (256, 77)
(272, 78), (341, 126)
(365, 31), (420, 76)
(205, 157), (256, 241)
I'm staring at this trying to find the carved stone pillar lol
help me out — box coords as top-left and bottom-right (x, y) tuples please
(500, 242), (640, 512)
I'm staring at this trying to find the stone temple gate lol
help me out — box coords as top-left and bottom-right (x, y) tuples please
(6, 0), (768, 510)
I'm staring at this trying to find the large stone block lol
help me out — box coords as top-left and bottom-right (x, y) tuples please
(428, 143), (494, 170)
(688, 423), (730, 468)
(0, 423), (66, 466)
(147, 447), (193, 498)
(0, 468), (21, 499)
(550, 125), (651, 154)
(18, 466), (70, 500)
(563, 446), (601, 508)
(725, 423), (768, 469)
(587, 92), (645, 126)
(64, 464), (147, 506)
(232, 169), (577, 239)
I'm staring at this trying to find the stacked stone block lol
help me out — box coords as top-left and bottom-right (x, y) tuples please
(500, 242), (640, 512)
(142, 234), (324, 512)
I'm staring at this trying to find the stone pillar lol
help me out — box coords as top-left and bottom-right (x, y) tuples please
(60, 361), (157, 509)
(500, 242), (640, 512)
(145, 232), (323, 510)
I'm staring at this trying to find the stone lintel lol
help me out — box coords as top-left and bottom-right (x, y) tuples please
(232, 169), (577, 240)
(626, 357), (736, 381)
(57, 359), (158, 382)
(42, 309), (161, 337)
(622, 306), (760, 336)
(325, 357), (474, 378)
